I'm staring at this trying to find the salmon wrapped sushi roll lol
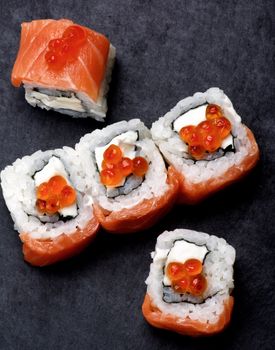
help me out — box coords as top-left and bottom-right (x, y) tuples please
(76, 119), (179, 234)
(1, 147), (99, 266)
(11, 19), (116, 121)
(151, 88), (259, 204)
(142, 229), (236, 336)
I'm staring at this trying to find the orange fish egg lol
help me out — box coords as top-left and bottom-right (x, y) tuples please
(172, 277), (190, 294)
(45, 196), (61, 214)
(202, 133), (221, 153)
(101, 160), (117, 170)
(37, 182), (50, 200)
(188, 145), (205, 160)
(48, 175), (67, 194)
(179, 125), (196, 144)
(48, 38), (64, 50)
(36, 199), (47, 213)
(45, 25), (87, 70)
(206, 104), (223, 120)
(183, 259), (203, 276)
(45, 50), (66, 69)
(132, 157), (149, 177)
(60, 186), (77, 207)
(63, 25), (87, 46)
(166, 262), (186, 281)
(119, 157), (133, 177)
(197, 120), (214, 135)
(189, 274), (207, 296)
(211, 117), (231, 139)
(103, 144), (123, 165)
(100, 168), (123, 187)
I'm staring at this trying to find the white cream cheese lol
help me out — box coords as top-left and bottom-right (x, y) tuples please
(34, 157), (77, 217)
(173, 104), (234, 150)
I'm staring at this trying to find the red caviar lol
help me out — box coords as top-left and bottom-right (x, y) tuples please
(37, 182), (50, 200)
(179, 104), (231, 160)
(206, 104), (222, 120)
(166, 262), (186, 281)
(132, 157), (149, 177)
(60, 186), (77, 207)
(189, 275), (207, 296)
(188, 145), (205, 160)
(100, 145), (149, 187)
(166, 258), (207, 296)
(179, 125), (197, 144)
(45, 195), (60, 214)
(119, 157), (133, 177)
(172, 277), (190, 293)
(183, 259), (203, 276)
(202, 133), (221, 153)
(48, 176), (67, 194)
(103, 144), (123, 165)
(100, 168), (123, 187)
(101, 160), (117, 170)
(36, 175), (76, 215)
(45, 25), (87, 69)
(211, 117), (231, 138)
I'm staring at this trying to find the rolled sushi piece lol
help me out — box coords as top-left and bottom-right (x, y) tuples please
(11, 19), (116, 121)
(142, 229), (235, 336)
(76, 119), (179, 234)
(151, 88), (259, 204)
(1, 147), (100, 266)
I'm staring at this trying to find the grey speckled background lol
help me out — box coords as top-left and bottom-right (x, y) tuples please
(0, 1), (274, 349)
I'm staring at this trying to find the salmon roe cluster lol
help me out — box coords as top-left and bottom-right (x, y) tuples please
(166, 259), (207, 296)
(45, 25), (87, 70)
(179, 104), (232, 160)
(36, 175), (76, 215)
(100, 144), (149, 187)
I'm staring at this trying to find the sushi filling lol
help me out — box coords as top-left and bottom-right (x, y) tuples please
(25, 87), (105, 119)
(154, 239), (226, 304)
(33, 157), (78, 222)
(173, 104), (235, 161)
(94, 131), (149, 198)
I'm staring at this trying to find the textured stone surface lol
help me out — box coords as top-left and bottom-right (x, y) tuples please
(0, 0), (274, 349)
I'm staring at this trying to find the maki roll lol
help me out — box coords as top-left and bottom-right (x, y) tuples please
(11, 19), (116, 121)
(151, 88), (259, 204)
(142, 229), (235, 336)
(76, 119), (179, 234)
(1, 148), (99, 266)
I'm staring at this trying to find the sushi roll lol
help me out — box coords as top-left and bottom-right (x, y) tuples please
(151, 88), (259, 204)
(142, 229), (235, 336)
(76, 119), (179, 234)
(11, 19), (116, 121)
(1, 147), (100, 266)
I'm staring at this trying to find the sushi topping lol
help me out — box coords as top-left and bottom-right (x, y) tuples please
(45, 25), (87, 70)
(166, 259), (207, 296)
(36, 175), (76, 215)
(100, 144), (148, 187)
(179, 104), (232, 160)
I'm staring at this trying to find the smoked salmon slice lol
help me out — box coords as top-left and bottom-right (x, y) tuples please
(20, 215), (100, 267)
(142, 293), (234, 336)
(11, 19), (110, 102)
